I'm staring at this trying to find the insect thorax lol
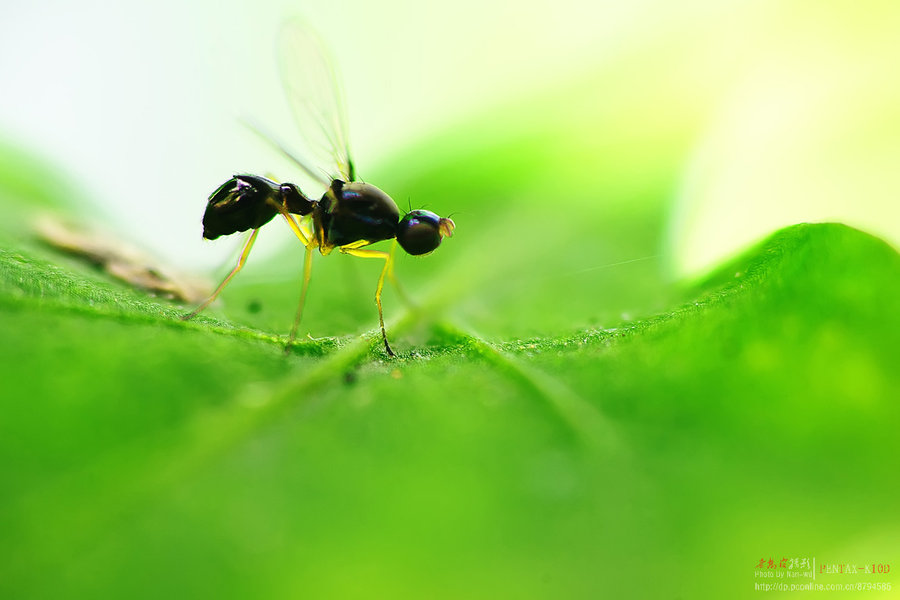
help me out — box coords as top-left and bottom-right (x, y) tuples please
(319, 180), (400, 248)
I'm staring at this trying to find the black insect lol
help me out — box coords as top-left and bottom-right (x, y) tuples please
(182, 22), (455, 356)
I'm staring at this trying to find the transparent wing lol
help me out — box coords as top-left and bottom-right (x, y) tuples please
(240, 117), (331, 188)
(278, 20), (355, 182)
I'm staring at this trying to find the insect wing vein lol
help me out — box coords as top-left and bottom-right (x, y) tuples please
(279, 20), (354, 182)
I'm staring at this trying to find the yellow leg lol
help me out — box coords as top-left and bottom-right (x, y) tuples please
(269, 202), (320, 351)
(183, 228), (260, 320)
(341, 247), (395, 357)
(265, 194), (314, 246)
(287, 243), (315, 347)
(278, 210), (314, 247)
(385, 240), (415, 308)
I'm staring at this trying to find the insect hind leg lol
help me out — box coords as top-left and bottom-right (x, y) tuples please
(182, 228), (260, 321)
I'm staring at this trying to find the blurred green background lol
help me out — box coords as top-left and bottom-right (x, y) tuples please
(1, 0), (899, 598)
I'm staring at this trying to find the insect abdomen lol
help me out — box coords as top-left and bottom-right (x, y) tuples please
(202, 175), (281, 240)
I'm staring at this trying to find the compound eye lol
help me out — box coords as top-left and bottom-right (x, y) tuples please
(397, 210), (455, 255)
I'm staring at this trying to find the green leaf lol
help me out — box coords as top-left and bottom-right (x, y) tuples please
(1, 129), (898, 598)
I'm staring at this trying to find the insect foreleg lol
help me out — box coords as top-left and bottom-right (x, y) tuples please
(341, 247), (395, 357)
